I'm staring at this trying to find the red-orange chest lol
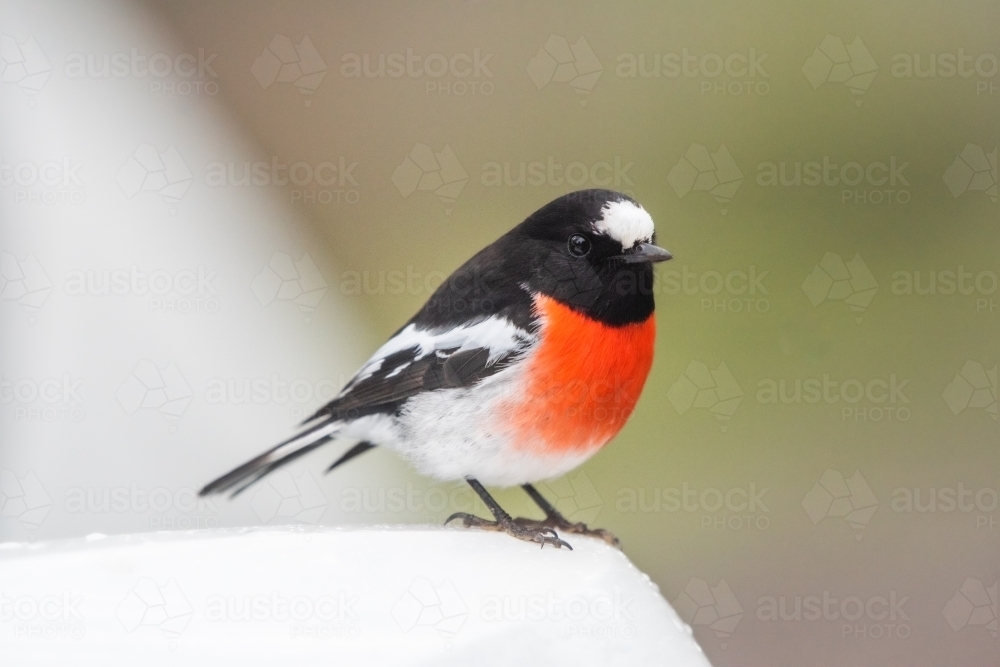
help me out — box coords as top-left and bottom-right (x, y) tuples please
(503, 294), (656, 453)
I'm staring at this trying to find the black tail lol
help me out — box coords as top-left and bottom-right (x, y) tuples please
(200, 418), (342, 497)
(325, 441), (375, 472)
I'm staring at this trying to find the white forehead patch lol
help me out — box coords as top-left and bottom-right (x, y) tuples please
(593, 199), (655, 249)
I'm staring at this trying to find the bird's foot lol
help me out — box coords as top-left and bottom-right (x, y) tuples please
(445, 512), (572, 550)
(514, 515), (621, 549)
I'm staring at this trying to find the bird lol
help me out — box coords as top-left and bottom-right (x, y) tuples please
(199, 189), (672, 549)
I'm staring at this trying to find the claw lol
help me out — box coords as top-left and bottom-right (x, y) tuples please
(513, 515), (620, 549)
(445, 511), (473, 526)
(444, 512), (572, 550)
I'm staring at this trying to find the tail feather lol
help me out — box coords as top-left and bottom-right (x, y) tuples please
(227, 434), (336, 498)
(199, 418), (341, 497)
(325, 441), (376, 473)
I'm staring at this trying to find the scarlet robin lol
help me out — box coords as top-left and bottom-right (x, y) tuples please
(200, 189), (672, 549)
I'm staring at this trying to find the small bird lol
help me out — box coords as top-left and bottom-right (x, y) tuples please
(200, 189), (671, 549)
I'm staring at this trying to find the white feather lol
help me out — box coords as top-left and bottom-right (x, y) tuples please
(593, 199), (655, 249)
(347, 316), (534, 390)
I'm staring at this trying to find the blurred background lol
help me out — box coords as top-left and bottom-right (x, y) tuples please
(1, 1), (997, 664)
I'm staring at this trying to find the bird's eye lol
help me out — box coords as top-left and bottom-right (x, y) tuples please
(567, 234), (591, 257)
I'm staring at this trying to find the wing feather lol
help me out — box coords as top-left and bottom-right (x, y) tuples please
(303, 321), (531, 424)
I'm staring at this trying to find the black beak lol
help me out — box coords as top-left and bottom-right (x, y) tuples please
(615, 243), (673, 264)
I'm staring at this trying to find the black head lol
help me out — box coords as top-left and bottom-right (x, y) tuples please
(412, 189), (671, 332)
(513, 189), (672, 326)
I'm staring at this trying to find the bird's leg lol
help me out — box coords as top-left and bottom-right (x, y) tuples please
(445, 478), (572, 550)
(515, 483), (621, 549)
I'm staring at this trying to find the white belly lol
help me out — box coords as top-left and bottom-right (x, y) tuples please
(341, 363), (600, 487)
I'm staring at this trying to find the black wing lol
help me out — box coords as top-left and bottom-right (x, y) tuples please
(303, 342), (523, 424)
(302, 234), (539, 423)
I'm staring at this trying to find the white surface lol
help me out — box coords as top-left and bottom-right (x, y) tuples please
(0, 527), (711, 666)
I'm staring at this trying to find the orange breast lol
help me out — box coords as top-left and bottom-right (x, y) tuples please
(503, 294), (656, 454)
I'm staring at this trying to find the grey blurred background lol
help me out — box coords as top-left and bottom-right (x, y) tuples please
(0, 1), (997, 665)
